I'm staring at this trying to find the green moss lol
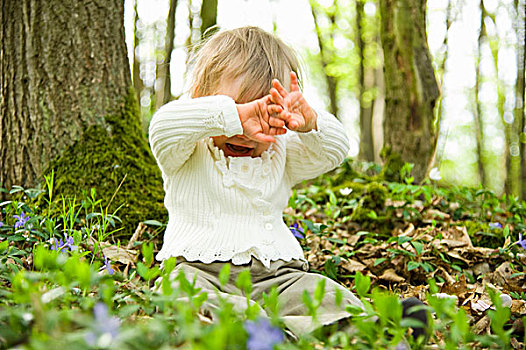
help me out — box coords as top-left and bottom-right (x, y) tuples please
(361, 182), (388, 210)
(350, 206), (374, 222)
(378, 146), (405, 182)
(463, 221), (504, 249)
(46, 88), (166, 237)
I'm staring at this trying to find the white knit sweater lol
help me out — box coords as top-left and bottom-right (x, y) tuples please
(149, 95), (350, 268)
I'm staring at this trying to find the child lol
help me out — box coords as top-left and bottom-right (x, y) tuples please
(149, 26), (425, 339)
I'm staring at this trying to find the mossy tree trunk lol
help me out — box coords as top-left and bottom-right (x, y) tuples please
(356, 0), (375, 162)
(379, 0), (440, 181)
(155, 0), (178, 111)
(200, 0), (218, 38)
(1, 0), (165, 234)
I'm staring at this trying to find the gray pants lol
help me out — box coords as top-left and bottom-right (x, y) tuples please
(165, 258), (364, 336)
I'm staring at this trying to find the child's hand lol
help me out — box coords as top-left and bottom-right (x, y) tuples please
(268, 72), (318, 133)
(236, 95), (287, 143)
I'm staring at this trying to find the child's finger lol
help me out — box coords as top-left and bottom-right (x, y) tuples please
(272, 79), (289, 98)
(290, 71), (300, 92)
(269, 126), (287, 136)
(270, 88), (285, 107)
(254, 133), (276, 143)
(267, 104), (283, 116)
(269, 116), (285, 128)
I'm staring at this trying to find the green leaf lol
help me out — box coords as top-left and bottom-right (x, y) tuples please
(235, 269), (252, 295)
(0, 240), (9, 253)
(354, 271), (370, 297)
(397, 236), (412, 245)
(407, 261), (420, 271)
(411, 241), (424, 255)
(374, 258), (387, 266)
(142, 220), (164, 227)
(219, 263), (231, 287)
(324, 259), (338, 280)
(314, 279), (326, 305)
(118, 304), (140, 318)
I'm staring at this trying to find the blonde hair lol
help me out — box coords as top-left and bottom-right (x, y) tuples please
(189, 26), (301, 103)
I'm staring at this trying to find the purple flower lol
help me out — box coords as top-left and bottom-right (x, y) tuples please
(489, 222), (503, 229)
(0, 222), (3, 228)
(104, 256), (115, 275)
(85, 303), (120, 347)
(51, 238), (65, 251)
(517, 233), (526, 251)
(13, 211), (30, 229)
(289, 223), (304, 239)
(64, 235), (78, 251)
(244, 318), (284, 350)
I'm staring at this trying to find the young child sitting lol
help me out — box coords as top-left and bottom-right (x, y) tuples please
(149, 26), (426, 340)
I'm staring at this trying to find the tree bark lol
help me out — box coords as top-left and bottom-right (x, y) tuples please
(0, 0), (165, 234)
(474, 0), (487, 188)
(132, 0), (144, 107)
(310, 1), (339, 118)
(155, 0), (178, 111)
(379, 0), (440, 181)
(200, 0), (218, 39)
(516, 0), (526, 198)
(357, 0), (375, 162)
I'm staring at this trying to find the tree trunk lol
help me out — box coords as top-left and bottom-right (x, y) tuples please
(0, 0), (165, 234)
(356, 0), (375, 162)
(474, 0), (487, 188)
(426, 0), (451, 175)
(132, 0), (144, 107)
(200, 0), (218, 38)
(155, 0), (178, 111)
(310, 1), (339, 118)
(379, 0), (440, 181)
(521, 0), (526, 199)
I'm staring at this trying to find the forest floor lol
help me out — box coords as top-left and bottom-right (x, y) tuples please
(0, 159), (525, 349)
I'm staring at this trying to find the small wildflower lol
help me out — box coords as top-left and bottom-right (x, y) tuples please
(429, 167), (442, 181)
(0, 222), (3, 228)
(489, 222), (503, 229)
(289, 223), (304, 239)
(13, 211), (30, 229)
(64, 235), (78, 251)
(104, 256), (115, 275)
(339, 187), (353, 196)
(51, 238), (65, 251)
(244, 318), (284, 350)
(517, 233), (526, 251)
(85, 303), (120, 347)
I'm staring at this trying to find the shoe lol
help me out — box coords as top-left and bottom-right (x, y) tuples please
(401, 297), (429, 341)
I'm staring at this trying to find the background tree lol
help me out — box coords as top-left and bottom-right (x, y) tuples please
(154, 0), (178, 110)
(0, 0), (165, 233)
(379, 0), (440, 181)
(200, 0), (218, 38)
(310, 0), (339, 118)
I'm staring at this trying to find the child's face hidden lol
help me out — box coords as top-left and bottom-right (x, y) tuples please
(211, 79), (271, 158)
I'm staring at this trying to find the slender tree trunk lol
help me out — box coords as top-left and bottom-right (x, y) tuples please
(155, 0), (178, 111)
(475, 0), (487, 187)
(379, 0), (440, 181)
(200, 0), (218, 38)
(0, 0), (165, 233)
(132, 0), (144, 107)
(516, 0), (526, 198)
(426, 0), (451, 175)
(357, 0), (375, 162)
(485, 13), (515, 195)
(310, 2), (339, 118)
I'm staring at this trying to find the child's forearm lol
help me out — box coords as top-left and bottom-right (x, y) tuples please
(285, 110), (349, 184)
(149, 96), (243, 174)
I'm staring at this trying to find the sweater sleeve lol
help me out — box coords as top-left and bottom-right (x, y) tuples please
(285, 109), (350, 186)
(149, 95), (243, 175)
